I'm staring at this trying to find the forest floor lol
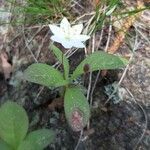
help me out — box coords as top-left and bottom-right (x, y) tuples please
(0, 0), (150, 150)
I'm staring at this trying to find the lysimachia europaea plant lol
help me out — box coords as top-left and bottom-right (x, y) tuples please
(24, 44), (128, 131)
(49, 17), (90, 49)
(0, 101), (55, 150)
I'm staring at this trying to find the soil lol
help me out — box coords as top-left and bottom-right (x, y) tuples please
(0, 0), (150, 150)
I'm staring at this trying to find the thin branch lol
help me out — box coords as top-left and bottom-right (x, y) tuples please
(22, 26), (38, 63)
(104, 30), (140, 105)
(74, 130), (83, 150)
(104, 54), (133, 105)
(88, 34), (95, 103)
(36, 31), (49, 60)
(96, 20), (105, 51)
(34, 86), (45, 103)
(105, 16), (112, 52)
(89, 6), (107, 107)
(22, 26), (44, 52)
(126, 88), (148, 150)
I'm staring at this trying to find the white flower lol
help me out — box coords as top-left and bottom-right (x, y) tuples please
(49, 17), (90, 49)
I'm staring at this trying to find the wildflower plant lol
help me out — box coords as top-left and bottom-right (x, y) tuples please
(0, 102), (55, 150)
(24, 17), (128, 131)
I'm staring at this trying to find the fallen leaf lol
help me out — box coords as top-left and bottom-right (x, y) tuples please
(92, 0), (101, 8)
(101, 70), (107, 77)
(84, 128), (95, 137)
(48, 97), (64, 110)
(100, 107), (108, 112)
(0, 79), (7, 96)
(108, 1), (144, 54)
(0, 52), (12, 80)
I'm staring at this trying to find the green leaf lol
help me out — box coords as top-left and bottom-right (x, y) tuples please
(64, 87), (90, 131)
(0, 102), (29, 149)
(71, 51), (128, 79)
(18, 129), (55, 150)
(24, 63), (68, 87)
(50, 44), (69, 80)
(17, 141), (35, 150)
(0, 140), (12, 150)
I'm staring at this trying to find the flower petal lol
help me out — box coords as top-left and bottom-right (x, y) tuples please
(51, 35), (63, 43)
(72, 35), (90, 42)
(72, 24), (83, 35)
(51, 35), (73, 49)
(64, 40), (85, 48)
(60, 17), (71, 32)
(49, 18), (90, 49)
(61, 40), (73, 49)
(49, 24), (64, 36)
(72, 41), (85, 48)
